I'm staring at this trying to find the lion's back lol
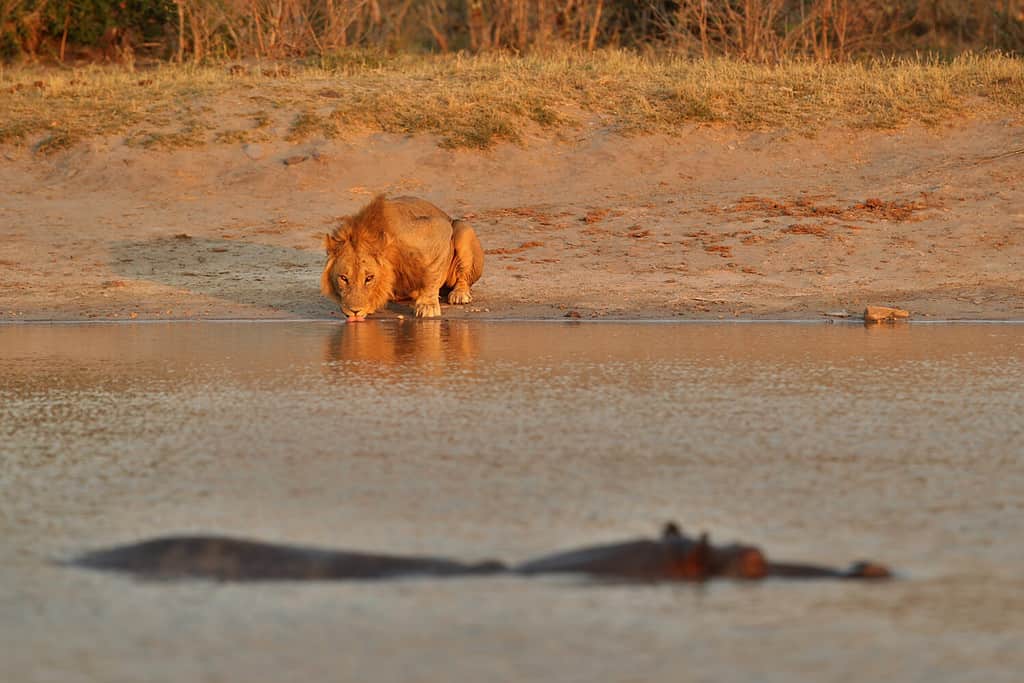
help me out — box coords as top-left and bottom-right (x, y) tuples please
(380, 197), (454, 266)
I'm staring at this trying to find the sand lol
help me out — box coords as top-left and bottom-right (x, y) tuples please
(1, 119), (1022, 321)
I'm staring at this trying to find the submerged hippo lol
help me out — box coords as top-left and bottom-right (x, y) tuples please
(71, 535), (506, 581)
(67, 523), (891, 583)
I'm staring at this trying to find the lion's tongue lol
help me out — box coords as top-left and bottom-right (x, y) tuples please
(346, 315), (366, 322)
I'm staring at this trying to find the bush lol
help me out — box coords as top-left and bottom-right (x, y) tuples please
(3, 0), (174, 61)
(1, 0), (1022, 63)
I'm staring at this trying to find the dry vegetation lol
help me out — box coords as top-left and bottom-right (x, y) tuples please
(1, 49), (1022, 152)
(2, 1), (1023, 63)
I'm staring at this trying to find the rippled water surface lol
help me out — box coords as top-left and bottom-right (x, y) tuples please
(2, 321), (1023, 682)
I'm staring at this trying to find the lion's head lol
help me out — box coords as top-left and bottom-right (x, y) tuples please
(320, 197), (398, 321)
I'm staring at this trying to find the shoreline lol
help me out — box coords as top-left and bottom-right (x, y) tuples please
(5, 316), (1024, 325)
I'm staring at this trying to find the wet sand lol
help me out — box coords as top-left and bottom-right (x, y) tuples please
(2, 321), (1023, 682)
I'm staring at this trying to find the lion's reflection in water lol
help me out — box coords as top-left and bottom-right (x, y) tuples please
(322, 320), (480, 376)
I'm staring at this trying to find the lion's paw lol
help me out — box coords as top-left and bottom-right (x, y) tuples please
(448, 288), (472, 305)
(414, 301), (442, 318)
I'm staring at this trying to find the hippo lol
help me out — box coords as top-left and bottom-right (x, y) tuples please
(71, 535), (506, 581)
(67, 522), (891, 583)
(516, 523), (891, 581)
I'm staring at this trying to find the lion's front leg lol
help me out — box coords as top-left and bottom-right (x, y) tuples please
(413, 279), (444, 318)
(414, 295), (442, 318)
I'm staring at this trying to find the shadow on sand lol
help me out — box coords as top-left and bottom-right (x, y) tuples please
(108, 237), (336, 317)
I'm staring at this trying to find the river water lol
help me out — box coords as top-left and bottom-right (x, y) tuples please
(2, 321), (1022, 682)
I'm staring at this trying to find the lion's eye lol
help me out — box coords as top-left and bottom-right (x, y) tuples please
(365, 274), (374, 284)
(339, 275), (349, 284)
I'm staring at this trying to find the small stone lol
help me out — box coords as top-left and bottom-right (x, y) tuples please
(283, 155), (308, 166)
(823, 310), (850, 318)
(864, 305), (910, 323)
(242, 144), (265, 160)
(564, 311), (582, 319)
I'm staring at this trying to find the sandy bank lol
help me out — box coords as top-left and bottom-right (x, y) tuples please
(1, 121), (1021, 322)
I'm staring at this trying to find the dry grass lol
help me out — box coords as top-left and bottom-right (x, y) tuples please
(1, 50), (1022, 153)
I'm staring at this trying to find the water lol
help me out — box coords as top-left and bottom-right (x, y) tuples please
(2, 321), (1023, 682)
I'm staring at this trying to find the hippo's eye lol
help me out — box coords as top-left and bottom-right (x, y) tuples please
(339, 275), (349, 284)
(365, 274), (374, 284)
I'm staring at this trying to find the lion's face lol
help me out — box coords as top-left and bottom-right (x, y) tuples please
(321, 230), (396, 321)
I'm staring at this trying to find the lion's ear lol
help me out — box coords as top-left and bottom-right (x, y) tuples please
(323, 230), (349, 255)
(324, 218), (354, 254)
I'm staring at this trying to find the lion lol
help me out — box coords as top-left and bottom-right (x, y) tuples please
(320, 195), (484, 320)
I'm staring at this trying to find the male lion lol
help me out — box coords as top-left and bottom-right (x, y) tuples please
(320, 195), (484, 320)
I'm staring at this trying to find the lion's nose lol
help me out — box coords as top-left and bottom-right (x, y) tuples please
(350, 308), (364, 317)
